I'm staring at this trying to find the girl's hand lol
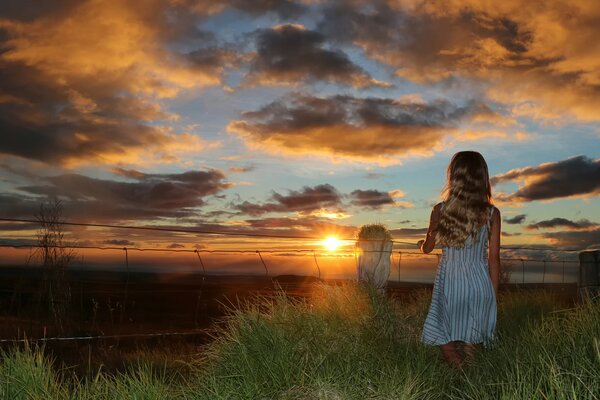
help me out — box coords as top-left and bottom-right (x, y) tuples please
(417, 239), (424, 249)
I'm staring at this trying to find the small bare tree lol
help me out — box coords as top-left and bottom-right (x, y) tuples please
(33, 200), (74, 333)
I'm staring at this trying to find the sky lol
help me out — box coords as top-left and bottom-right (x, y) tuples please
(0, 0), (599, 278)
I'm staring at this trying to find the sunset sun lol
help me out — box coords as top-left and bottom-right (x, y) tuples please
(323, 236), (341, 251)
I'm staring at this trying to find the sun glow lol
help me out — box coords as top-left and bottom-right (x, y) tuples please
(323, 236), (341, 251)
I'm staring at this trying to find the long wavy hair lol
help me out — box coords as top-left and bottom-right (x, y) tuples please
(437, 151), (493, 247)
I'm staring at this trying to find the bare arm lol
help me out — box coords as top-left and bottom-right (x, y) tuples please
(418, 204), (441, 254)
(489, 207), (501, 294)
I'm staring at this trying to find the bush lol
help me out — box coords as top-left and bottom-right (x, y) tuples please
(356, 223), (392, 242)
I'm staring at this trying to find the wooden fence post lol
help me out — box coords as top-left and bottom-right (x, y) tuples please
(579, 250), (600, 301)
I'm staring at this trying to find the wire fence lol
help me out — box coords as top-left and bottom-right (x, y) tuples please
(0, 240), (583, 285)
(0, 216), (596, 345)
(0, 215), (594, 285)
(0, 217), (592, 252)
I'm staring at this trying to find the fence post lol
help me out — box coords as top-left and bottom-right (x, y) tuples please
(542, 260), (546, 285)
(119, 247), (130, 329)
(397, 251), (402, 282)
(520, 258), (525, 285)
(256, 250), (269, 276)
(578, 250), (600, 301)
(312, 251), (321, 280)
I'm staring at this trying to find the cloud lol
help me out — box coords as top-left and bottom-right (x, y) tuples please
(364, 172), (385, 180)
(244, 23), (390, 88)
(527, 218), (598, 230)
(349, 189), (395, 208)
(501, 231), (521, 237)
(389, 227), (428, 238)
(504, 214), (527, 224)
(5, 169), (231, 221)
(491, 155), (600, 202)
(348, 189), (413, 209)
(103, 239), (136, 246)
(232, 183), (415, 216)
(0, 1), (232, 166)
(244, 215), (355, 235)
(228, 166), (254, 173)
(228, 93), (494, 164)
(317, 1), (600, 121)
(542, 228), (600, 249)
(229, 0), (306, 18)
(233, 184), (343, 216)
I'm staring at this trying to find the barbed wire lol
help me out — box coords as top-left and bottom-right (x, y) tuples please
(1, 217), (594, 253)
(0, 243), (584, 265)
(0, 330), (209, 343)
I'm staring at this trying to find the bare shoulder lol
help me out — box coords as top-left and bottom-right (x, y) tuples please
(431, 202), (443, 218)
(491, 206), (501, 221)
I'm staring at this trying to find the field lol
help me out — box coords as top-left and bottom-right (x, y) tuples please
(0, 281), (598, 399)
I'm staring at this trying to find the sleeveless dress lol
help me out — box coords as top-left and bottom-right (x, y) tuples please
(421, 204), (497, 346)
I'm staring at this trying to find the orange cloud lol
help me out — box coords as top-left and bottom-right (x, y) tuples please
(0, 1), (227, 95)
(320, 1), (600, 121)
(0, 0), (232, 166)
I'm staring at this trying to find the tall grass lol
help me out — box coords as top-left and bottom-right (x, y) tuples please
(0, 345), (63, 399)
(0, 284), (597, 399)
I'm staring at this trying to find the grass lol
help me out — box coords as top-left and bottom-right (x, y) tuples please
(0, 283), (598, 399)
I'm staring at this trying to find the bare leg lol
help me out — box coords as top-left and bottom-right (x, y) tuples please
(463, 343), (478, 365)
(440, 341), (463, 369)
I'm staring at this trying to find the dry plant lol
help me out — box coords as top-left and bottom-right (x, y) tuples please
(499, 260), (513, 285)
(32, 199), (75, 333)
(356, 223), (392, 241)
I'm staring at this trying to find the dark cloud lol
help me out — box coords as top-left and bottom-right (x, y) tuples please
(4, 169), (230, 222)
(167, 243), (186, 249)
(161, 0), (307, 19)
(230, 0), (306, 18)
(501, 231), (522, 237)
(543, 228), (600, 249)
(187, 46), (241, 72)
(103, 239), (136, 246)
(504, 214), (527, 224)
(0, 70), (179, 165)
(389, 227), (428, 238)
(349, 189), (395, 209)
(492, 156), (600, 202)
(0, 194), (45, 220)
(527, 218), (598, 230)
(244, 24), (389, 88)
(244, 216), (356, 236)
(318, 3), (545, 81)
(234, 184), (343, 216)
(0, 0), (79, 21)
(228, 93), (492, 163)
(364, 172), (385, 180)
(317, 1), (600, 121)
(0, 1), (230, 166)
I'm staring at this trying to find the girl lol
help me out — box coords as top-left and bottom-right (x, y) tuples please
(417, 151), (500, 368)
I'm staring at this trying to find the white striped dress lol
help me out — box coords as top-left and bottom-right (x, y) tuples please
(421, 205), (497, 346)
